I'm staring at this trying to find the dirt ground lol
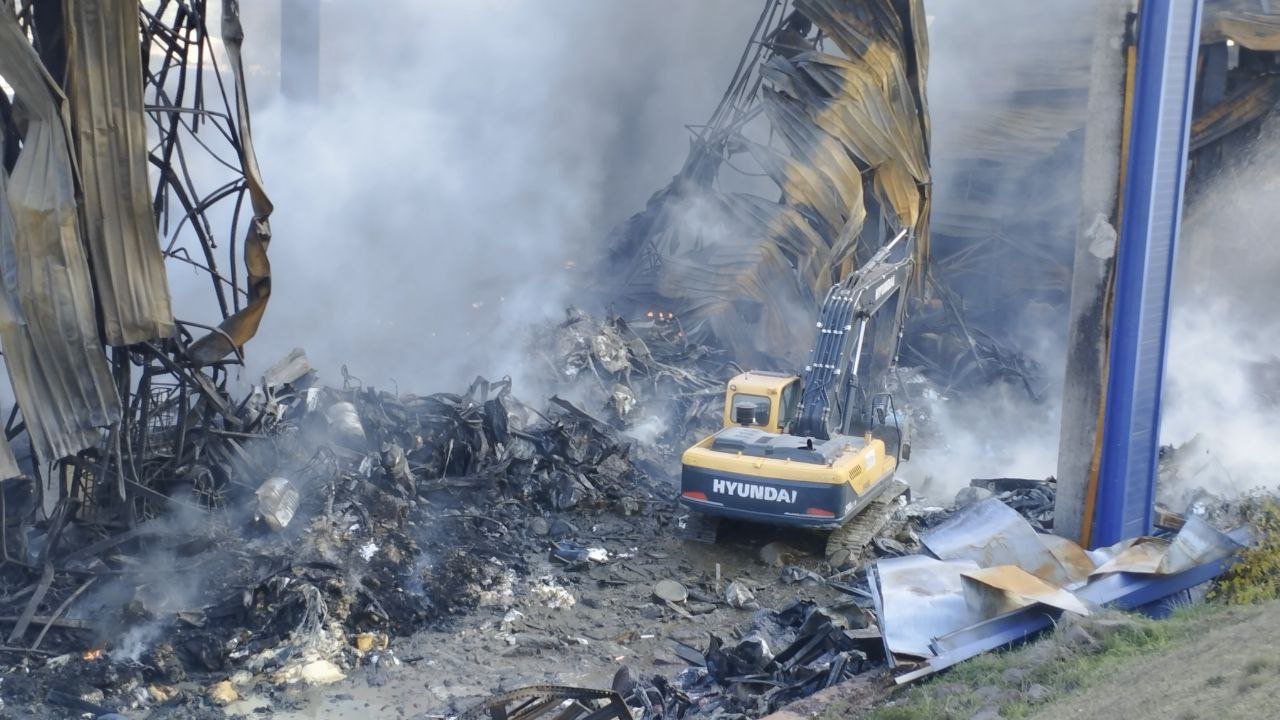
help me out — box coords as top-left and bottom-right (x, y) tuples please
(231, 513), (855, 720)
(1028, 602), (1280, 720)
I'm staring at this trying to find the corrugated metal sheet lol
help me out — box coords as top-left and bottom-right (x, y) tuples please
(64, 0), (174, 347)
(0, 7), (121, 477)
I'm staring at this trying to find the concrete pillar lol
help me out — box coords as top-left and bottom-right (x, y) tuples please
(1054, 0), (1135, 544)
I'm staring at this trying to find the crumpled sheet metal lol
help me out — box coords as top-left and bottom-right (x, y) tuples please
(879, 506), (1249, 684)
(0, 8), (121, 477)
(871, 554), (981, 660)
(188, 2), (275, 364)
(922, 497), (1075, 588)
(1159, 515), (1246, 574)
(604, 0), (929, 364)
(1037, 532), (1096, 586)
(64, 0), (175, 346)
(763, 0), (931, 272)
(1088, 515), (1245, 577)
(960, 565), (1091, 618)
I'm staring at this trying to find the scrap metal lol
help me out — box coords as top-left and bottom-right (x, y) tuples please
(874, 497), (1250, 683)
(0, 0), (275, 522)
(459, 686), (631, 720)
(0, 5), (122, 472)
(64, 0), (175, 347)
(604, 0), (930, 368)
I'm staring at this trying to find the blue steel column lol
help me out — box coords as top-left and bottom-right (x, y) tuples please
(1092, 0), (1203, 548)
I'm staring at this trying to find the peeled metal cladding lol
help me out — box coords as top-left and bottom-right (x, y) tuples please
(603, 0), (931, 367)
(0, 6), (121, 482)
(0, 0), (274, 511)
(64, 0), (175, 347)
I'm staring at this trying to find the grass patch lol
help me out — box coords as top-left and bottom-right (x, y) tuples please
(840, 604), (1232, 720)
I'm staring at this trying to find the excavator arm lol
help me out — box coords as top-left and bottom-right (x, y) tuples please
(793, 229), (914, 440)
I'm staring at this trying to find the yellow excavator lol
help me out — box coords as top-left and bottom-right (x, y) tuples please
(678, 230), (914, 560)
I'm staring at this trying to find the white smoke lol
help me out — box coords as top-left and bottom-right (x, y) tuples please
(1160, 120), (1280, 498)
(221, 1), (761, 391)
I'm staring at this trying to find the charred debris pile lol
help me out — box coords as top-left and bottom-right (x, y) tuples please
(0, 309), (734, 714)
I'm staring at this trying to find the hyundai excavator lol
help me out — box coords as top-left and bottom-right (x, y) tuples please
(678, 229), (915, 561)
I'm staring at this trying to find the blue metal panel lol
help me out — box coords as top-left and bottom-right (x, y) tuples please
(1094, 0), (1204, 548)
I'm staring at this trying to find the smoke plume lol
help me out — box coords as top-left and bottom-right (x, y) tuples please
(227, 1), (760, 391)
(1160, 119), (1280, 499)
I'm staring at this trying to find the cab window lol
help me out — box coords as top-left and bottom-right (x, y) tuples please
(731, 393), (771, 425)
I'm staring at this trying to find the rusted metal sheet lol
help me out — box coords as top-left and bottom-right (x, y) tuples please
(0, 7), (121, 479)
(1037, 532), (1097, 586)
(63, 0), (174, 346)
(187, 1), (275, 364)
(960, 565), (1091, 618)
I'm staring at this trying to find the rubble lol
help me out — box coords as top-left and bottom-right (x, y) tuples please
(207, 680), (238, 706)
(724, 581), (757, 610)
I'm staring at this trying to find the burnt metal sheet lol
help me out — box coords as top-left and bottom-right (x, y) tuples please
(894, 526), (1251, 685)
(1037, 531), (1096, 586)
(921, 498), (1074, 587)
(1090, 537), (1169, 576)
(458, 685), (630, 720)
(872, 554), (981, 660)
(603, 0), (930, 364)
(960, 565), (1091, 618)
(0, 7), (121, 479)
(1158, 515), (1245, 574)
(64, 0), (174, 346)
(187, 2), (275, 364)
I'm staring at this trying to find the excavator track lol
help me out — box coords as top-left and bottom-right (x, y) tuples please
(824, 478), (910, 566)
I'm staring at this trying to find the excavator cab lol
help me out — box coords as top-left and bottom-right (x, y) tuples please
(719, 371), (801, 434)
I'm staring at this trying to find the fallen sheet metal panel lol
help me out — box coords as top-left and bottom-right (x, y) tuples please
(0, 7), (121, 478)
(1090, 537), (1170, 576)
(64, 0), (174, 346)
(1077, 528), (1251, 610)
(960, 565), (1091, 618)
(187, 2), (275, 364)
(1158, 514), (1247, 574)
(1037, 532), (1097, 586)
(922, 497), (1074, 587)
(888, 525), (1250, 684)
(871, 555), (981, 660)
